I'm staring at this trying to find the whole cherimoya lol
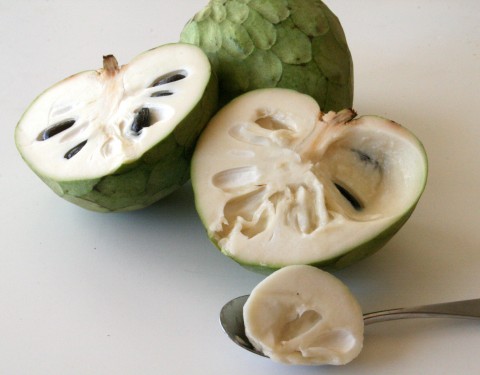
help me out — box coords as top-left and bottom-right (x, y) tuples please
(181, 0), (353, 111)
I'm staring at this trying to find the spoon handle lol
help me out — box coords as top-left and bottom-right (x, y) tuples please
(363, 298), (480, 325)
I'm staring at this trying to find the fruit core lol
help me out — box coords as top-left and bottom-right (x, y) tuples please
(210, 109), (398, 242)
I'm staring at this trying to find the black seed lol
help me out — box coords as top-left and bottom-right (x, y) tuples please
(64, 140), (87, 159)
(151, 71), (186, 87)
(151, 90), (174, 97)
(131, 108), (151, 135)
(334, 183), (363, 211)
(37, 119), (75, 141)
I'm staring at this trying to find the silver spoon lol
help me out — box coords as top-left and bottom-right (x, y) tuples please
(220, 295), (480, 358)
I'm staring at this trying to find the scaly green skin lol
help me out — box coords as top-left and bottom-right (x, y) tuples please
(21, 73), (218, 213)
(180, 0), (353, 111)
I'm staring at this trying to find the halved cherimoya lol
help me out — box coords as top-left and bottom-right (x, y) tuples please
(15, 44), (217, 212)
(191, 88), (427, 272)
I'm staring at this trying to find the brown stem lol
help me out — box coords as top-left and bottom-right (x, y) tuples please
(102, 55), (119, 76)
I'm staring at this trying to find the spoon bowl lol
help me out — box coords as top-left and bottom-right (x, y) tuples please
(220, 295), (263, 357)
(220, 295), (480, 358)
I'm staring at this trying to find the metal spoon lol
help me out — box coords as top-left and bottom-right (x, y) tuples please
(220, 295), (480, 358)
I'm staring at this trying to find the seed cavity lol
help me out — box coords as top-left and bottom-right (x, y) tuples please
(287, 184), (324, 235)
(255, 115), (294, 131)
(334, 183), (363, 211)
(151, 70), (187, 87)
(37, 119), (75, 141)
(64, 140), (87, 159)
(229, 123), (272, 147)
(212, 166), (260, 192)
(220, 186), (270, 238)
(280, 310), (322, 342)
(310, 329), (357, 353)
(131, 108), (151, 135)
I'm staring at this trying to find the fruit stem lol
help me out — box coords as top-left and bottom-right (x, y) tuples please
(103, 55), (120, 76)
(323, 108), (357, 126)
(297, 109), (357, 162)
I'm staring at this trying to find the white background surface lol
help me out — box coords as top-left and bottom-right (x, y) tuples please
(1, 1), (480, 374)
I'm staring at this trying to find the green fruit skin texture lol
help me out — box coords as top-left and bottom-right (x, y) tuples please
(19, 73), (218, 213)
(180, 0), (354, 111)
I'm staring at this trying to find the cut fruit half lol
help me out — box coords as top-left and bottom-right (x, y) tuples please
(191, 88), (427, 272)
(15, 43), (218, 212)
(244, 265), (364, 365)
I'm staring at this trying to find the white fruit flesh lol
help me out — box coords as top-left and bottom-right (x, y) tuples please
(244, 265), (364, 365)
(192, 88), (427, 267)
(16, 44), (212, 181)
